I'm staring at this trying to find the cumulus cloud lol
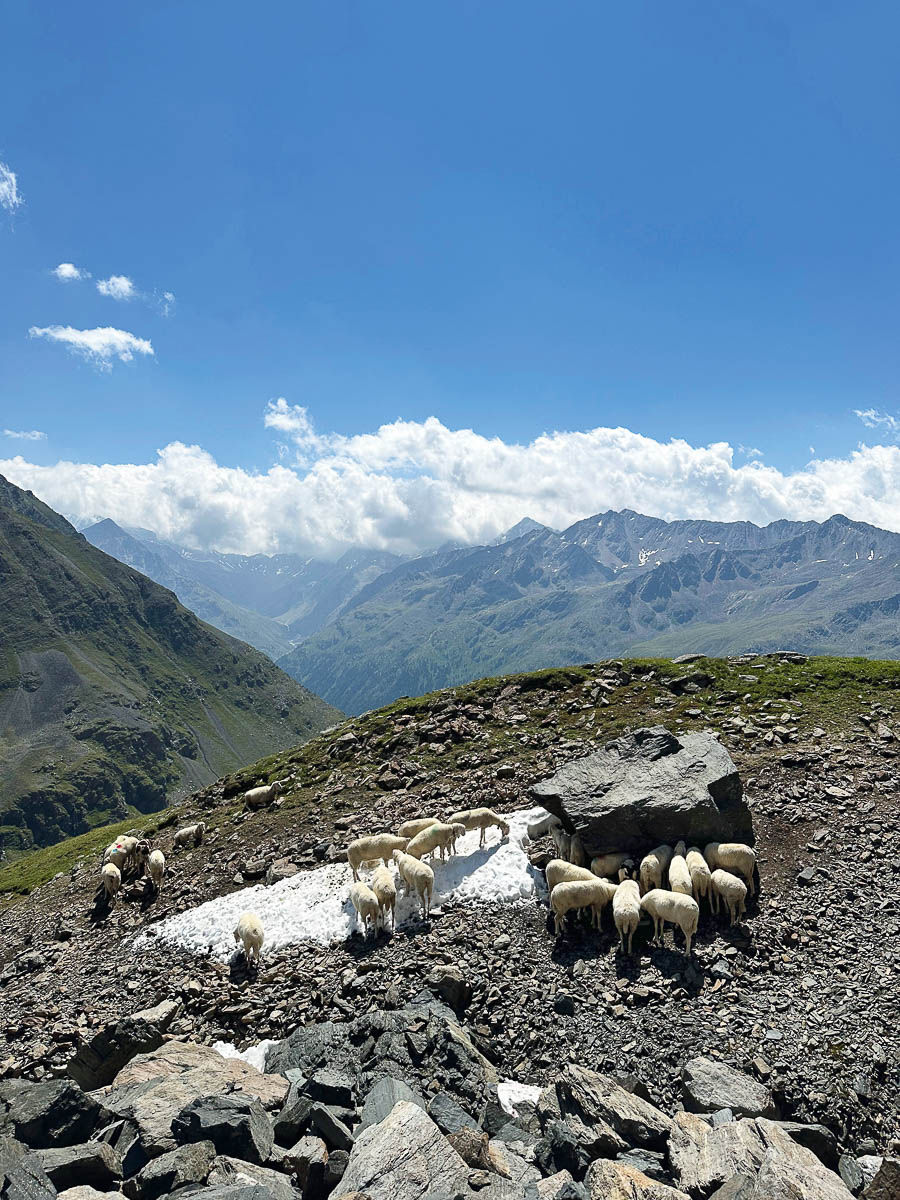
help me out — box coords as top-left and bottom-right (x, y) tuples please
(855, 408), (900, 439)
(3, 429), (46, 441)
(53, 262), (90, 282)
(96, 274), (136, 300)
(28, 324), (154, 370)
(0, 162), (22, 212)
(4, 413), (900, 558)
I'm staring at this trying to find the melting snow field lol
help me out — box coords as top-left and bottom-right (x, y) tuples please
(143, 806), (549, 961)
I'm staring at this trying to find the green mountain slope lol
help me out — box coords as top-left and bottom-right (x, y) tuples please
(0, 475), (341, 856)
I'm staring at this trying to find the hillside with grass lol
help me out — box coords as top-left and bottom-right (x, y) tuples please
(0, 474), (341, 858)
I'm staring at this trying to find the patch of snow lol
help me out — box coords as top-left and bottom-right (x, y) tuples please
(143, 807), (549, 961)
(498, 1079), (543, 1115)
(213, 1039), (276, 1073)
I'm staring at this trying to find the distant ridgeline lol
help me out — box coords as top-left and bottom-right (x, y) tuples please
(0, 474), (341, 856)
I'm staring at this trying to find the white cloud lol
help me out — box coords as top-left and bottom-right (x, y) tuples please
(4, 412), (900, 558)
(0, 162), (22, 212)
(96, 275), (136, 300)
(28, 324), (154, 370)
(53, 262), (90, 282)
(855, 408), (900, 439)
(158, 290), (176, 317)
(3, 429), (46, 441)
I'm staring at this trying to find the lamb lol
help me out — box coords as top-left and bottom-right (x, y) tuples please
(612, 878), (642, 953)
(347, 834), (409, 881)
(370, 864), (396, 930)
(244, 780), (284, 809)
(705, 842), (757, 895)
(147, 849), (166, 894)
(398, 817), (441, 839)
(173, 822), (206, 850)
(545, 859), (596, 892)
(392, 849), (434, 918)
(590, 852), (630, 880)
(100, 862), (121, 903)
(234, 911), (264, 965)
(447, 807), (510, 847)
(639, 889), (699, 955)
(639, 844), (674, 894)
(405, 821), (466, 862)
(668, 843), (693, 896)
(549, 878), (617, 936)
(685, 846), (711, 902)
(349, 881), (380, 937)
(134, 839), (152, 874)
(710, 868), (747, 925)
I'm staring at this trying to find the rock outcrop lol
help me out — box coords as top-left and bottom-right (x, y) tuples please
(530, 727), (752, 853)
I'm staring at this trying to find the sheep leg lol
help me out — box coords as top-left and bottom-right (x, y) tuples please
(684, 929), (693, 956)
(746, 871), (756, 896)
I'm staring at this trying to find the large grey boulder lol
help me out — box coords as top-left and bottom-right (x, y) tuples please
(336, 1100), (469, 1200)
(862, 1156), (900, 1199)
(0, 1078), (107, 1147)
(682, 1059), (775, 1120)
(171, 1095), (274, 1165)
(559, 1064), (673, 1151)
(67, 1000), (179, 1090)
(585, 1158), (691, 1199)
(122, 1139), (216, 1200)
(530, 728), (752, 854)
(751, 1119), (854, 1199)
(206, 1155), (296, 1200)
(0, 1133), (56, 1200)
(357, 1078), (426, 1134)
(34, 1141), (122, 1191)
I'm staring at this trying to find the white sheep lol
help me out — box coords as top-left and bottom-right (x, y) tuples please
(710, 868), (747, 925)
(392, 849), (434, 918)
(590, 852), (630, 880)
(685, 846), (711, 902)
(639, 844), (674, 894)
(349, 880), (380, 937)
(612, 878), (642, 953)
(347, 834), (409, 881)
(705, 842), (757, 895)
(147, 849), (165, 894)
(405, 821), (466, 862)
(398, 817), (442, 838)
(447, 807), (510, 847)
(102, 842), (128, 872)
(100, 862), (121, 903)
(668, 843), (693, 896)
(545, 859), (596, 892)
(640, 889), (699, 956)
(370, 864), (396, 929)
(244, 780), (284, 809)
(173, 821), (206, 850)
(234, 911), (264, 965)
(526, 811), (557, 840)
(550, 878), (617, 936)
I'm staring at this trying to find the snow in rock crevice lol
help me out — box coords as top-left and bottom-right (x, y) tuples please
(143, 806), (549, 961)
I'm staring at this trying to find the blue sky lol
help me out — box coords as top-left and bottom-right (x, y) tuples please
(2, 2), (900, 555)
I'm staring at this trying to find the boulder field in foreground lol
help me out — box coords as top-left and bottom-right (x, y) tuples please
(530, 726), (753, 855)
(0, 992), (883, 1200)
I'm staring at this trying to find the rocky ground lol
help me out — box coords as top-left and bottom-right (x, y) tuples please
(1, 655), (899, 1196)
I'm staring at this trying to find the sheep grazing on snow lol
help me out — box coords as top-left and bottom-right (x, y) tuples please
(234, 911), (264, 965)
(100, 862), (121, 903)
(147, 849), (165, 894)
(173, 822), (206, 850)
(590, 852), (630, 880)
(405, 821), (466, 862)
(447, 807), (510, 847)
(705, 842), (757, 895)
(243, 780), (284, 809)
(545, 859), (596, 892)
(397, 817), (442, 839)
(347, 834), (409, 881)
(639, 844), (674, 895)
(710, 868), (747, 925)
(668, 843), (694, 896)
(550, 878), (617, 936)
(392, 849), (434, 919)
(370, 864), (396, 929)
(686, 846), (711, 902)
(349, 880), (380, 937)
(640, 889), (699, 956)
(612, 878), (642, 954)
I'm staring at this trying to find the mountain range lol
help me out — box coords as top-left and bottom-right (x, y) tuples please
(82, 507), (900, 717)
(0, 476), (340, 855)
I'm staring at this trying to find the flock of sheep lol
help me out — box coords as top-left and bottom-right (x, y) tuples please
(95, 786), (757, 969)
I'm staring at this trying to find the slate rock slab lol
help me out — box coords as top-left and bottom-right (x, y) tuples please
(171, 1095), (274, 1165)
(0, 1133), (56, 1200)
(0, 1079), (107, 1148)
(122, 1139), (215, 1200)
(682, 1059), (775, 1120)
(34, 1141), (123, 1191)
(586, 1158), (691, 1199)
(357, 1077), (426, 1134)
(530, 727), (752, 854)
(559, 1064), (673, 1151)
(67, 1000), (179, 1090)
